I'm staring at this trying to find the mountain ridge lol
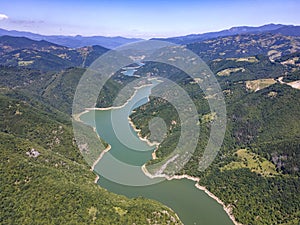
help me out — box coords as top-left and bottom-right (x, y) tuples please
(0, 36), (109, 71)
(0, 28), (143, 49)
(2, 24), (300, 48)
(152, 24), (300, 44)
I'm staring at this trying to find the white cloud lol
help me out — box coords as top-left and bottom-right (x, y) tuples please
(0, 14), (8, 20)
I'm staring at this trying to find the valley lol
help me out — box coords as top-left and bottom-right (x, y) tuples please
(0, 23), (300, 225)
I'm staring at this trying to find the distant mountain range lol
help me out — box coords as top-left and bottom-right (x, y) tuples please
(152, 24), (300, 44)
(0, 28), (142, 49)
(0, 23), (299, 72)
(1, 24), (300, 49)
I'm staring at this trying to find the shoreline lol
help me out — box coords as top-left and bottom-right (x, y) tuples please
(83, 77), (161, 112)
(128, 117), (160, 148)
(77, 77), (242, 225)
(90, 144), (111, 171)
(141, 165), (242, 225)
(85, 82), (155, 112)
(90, 144), (111, 184)
(75, 79), (159, 183)
(73, 106), (112, 184)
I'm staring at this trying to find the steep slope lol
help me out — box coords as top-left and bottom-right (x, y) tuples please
(0, 35), (67, 54)
(0, 92), (181, 225)
(1, 27), (300, 225)
(0, 49), (75, 71)
(0, 36), (109, 71)
(0, 66), (49, 89)
(77, 45), (110, 67)
(128, 48), (300, 224)
(0, 34), (183, 223)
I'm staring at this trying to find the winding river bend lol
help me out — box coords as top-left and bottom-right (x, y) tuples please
(80, 78), (233, 225)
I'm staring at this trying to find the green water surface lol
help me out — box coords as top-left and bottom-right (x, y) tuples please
(80, 80), (233, 225)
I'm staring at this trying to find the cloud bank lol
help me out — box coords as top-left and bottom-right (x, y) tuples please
(0, 14), (8, 20)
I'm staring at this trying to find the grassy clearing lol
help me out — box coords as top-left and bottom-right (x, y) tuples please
(227, 56), (259, 63)
(245, 78), (276, 92)
(221, 149), (279, 177)
(217, 67), (245, 76)
(18, 60), (34, 66)
(286, 80), (300, 90)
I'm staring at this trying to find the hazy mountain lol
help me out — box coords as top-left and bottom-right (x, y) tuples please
(2, 24), (299, 49)
(153, 24), (300, 44)
(0, 28), (143, 49)
(270, 25), (300, 36)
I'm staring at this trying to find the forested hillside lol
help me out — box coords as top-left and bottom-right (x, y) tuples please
(1, 29), (300, 225)
(0, 38), (182, 224)
(130, 33), (300, 224)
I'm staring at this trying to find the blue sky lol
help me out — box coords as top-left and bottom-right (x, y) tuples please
(0, 0), (299, 38)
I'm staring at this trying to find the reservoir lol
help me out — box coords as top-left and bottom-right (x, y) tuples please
(80, 79), (233, 225)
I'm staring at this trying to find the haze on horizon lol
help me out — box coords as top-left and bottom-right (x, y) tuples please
(0, 0), (299, 39)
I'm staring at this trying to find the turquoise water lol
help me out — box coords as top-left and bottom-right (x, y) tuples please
(80, 80), (233, 225)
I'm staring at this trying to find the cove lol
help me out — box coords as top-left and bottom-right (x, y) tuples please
(80, 79), (234, 225)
